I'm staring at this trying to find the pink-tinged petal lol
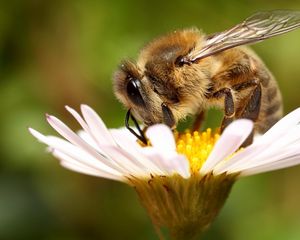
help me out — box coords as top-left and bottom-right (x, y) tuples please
(80, 104), (116, 146)
(240, 155), (300, 177)
(65, 106), (105, 150)
(65, 106), (90, 135)
(29, 128), (123, 176)
(200, 119), (253, 175)
(146, 124), (176, 151)
(53, 149), (123, 181)
(45, 115), (121, 171)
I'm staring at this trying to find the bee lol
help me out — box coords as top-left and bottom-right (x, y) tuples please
(113, 10), (300, 144)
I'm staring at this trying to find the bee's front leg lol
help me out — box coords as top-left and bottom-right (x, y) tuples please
(211, 88), (235, 132)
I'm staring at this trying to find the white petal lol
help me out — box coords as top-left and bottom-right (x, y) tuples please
(53, 149), (123, 181)
(260, 108), (300, 141)
(110, 127), (139, 143)
(139, 148), (169, 174)
(61, 161), (107, 177)
(99, 146), (150, 175)
(110, 128), (141, 149)
(65, 106), (90, 135)
(214, 143), (267, 174)
(200, 119), (253, 175)
(65, 106), (104, 150)
(80, 104), (116, 146)
(29, 128), (123, 176)
(224, 125), (300, 173)
(254, 124), (300, 152)
(140, 147), (190, 178)
(240, 155), (300, 176)
(230, 144), (300, 173)
(168, 155), (190, 178)
(146, 124), (176, 151)
(45, 115), (122, 171)
(77, 130), (99, 150)
(110, 129), (165, 173)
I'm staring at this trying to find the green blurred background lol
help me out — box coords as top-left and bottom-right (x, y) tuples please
(1, 1), (300, 239)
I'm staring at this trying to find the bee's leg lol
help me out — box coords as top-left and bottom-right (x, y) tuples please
(236, 82), (262, 147)
(192, 111), (205, 131)
(236, 83), (261, 121)
(211, 88), (235, 132)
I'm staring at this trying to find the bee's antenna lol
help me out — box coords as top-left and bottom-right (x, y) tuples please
(125, 109), (148, 144)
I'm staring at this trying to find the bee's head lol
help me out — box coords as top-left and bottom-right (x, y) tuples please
(113, 60), (176, 129)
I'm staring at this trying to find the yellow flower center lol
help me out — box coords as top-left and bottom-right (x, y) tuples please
(175, 128), (220, 173)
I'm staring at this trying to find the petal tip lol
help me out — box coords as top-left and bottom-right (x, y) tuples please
(28, 128), (44, 140)
(80, 104), (89, 111)
(65, 105), (72, 111)
(45, 113), (53, 122)
(225, 119), (254, 135)
(28, 127), (35, 135)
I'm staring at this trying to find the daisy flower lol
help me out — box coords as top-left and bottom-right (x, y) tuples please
(29, 105), (300, 240)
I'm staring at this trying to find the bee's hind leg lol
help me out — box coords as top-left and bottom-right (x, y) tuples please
(236, 82), (262, 147)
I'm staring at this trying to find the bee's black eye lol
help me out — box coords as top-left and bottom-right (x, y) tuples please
(127, 78), (145, 106)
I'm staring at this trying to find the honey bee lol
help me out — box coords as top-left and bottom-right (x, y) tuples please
(113, 10), (300, 144)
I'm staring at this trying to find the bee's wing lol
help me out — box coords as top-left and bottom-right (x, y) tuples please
(187, 10), (300, 62)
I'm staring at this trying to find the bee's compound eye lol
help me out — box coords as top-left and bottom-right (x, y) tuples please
(127, 78), (145, 107)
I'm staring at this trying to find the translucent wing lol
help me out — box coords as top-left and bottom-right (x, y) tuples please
(186, 10), (300, 62)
